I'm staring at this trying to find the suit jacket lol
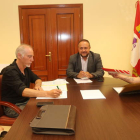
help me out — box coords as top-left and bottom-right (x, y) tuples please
(66, 51), (104, 78)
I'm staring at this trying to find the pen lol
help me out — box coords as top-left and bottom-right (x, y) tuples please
(56, 86), (59, 89)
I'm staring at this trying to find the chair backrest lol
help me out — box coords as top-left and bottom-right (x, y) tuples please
(0, 75), (4, 116)
(0, 75), (22, 125)
(0, 75), (2, 101)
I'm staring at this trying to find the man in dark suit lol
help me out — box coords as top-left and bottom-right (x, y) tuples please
(66, 39), (104, 79)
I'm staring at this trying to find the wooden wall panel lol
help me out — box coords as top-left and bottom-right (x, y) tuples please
(57, 14), (74, 70)
(29, 15), (47, 71)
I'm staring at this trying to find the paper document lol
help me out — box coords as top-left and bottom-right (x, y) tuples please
(41, 80), (67, 91)
(113, 87), (124, 94)
(53, 79), (69, 84)
(36, 79), (68, 99)
(74, 78), (92, 84)
(36, 91), (67, 99)
(81, 77), (89, 80)
(80, 90), (106, 99)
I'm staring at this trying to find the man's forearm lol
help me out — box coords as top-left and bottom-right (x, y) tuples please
(118, 75), (139, 84)
(22, 88), (47, 97)
(22, 88), (62, 98)
(66, 71), (78, 78)
(120, 76), (135, 83)
(35, 79), (42, 87)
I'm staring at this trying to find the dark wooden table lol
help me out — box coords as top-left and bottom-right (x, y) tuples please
(3, 77), (140, 140)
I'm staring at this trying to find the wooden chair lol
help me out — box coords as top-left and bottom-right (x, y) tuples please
(0, 75), (22, 126)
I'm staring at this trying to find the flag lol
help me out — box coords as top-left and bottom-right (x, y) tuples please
(131, 1), (140, 77)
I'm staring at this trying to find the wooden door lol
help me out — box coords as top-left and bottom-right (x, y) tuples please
(19, 4), (83, 81)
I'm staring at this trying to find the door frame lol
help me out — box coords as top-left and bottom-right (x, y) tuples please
(18, 4), (83, 43)
(18, 4), (83, 80)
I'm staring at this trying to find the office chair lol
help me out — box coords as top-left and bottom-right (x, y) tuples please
(0, 75), (22, 126)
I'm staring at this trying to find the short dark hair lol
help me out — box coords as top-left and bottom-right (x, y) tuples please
(78, 39), (90, 47)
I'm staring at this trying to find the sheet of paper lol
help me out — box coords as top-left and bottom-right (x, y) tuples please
(42, 81), (67, 91)
(36, 91), (67, 99)
(53, 79), (69, 84)
(80, 90), (106, 99)
(113, 87), (123, 94)
(74, 78), (92, 84)
(36, 79), (68, 99)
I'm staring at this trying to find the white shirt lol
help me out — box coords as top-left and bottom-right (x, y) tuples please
(81, 55), (89, 72)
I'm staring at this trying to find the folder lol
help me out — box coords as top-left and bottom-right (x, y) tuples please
(102, 68), (130, 75)
(114, 83), (140, 95)
(30, 105), (76, 135)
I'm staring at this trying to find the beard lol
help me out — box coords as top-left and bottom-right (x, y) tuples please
(26, 65), (31, 67)
(80, 53), (89, 58)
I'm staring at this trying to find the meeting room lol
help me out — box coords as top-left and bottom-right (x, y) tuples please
(0, 0), (140, 140)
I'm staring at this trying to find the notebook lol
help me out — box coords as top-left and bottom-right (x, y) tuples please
(102, 68), (130, 75)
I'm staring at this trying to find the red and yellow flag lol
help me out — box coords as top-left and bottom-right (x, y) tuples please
(131, 1), (140, 77)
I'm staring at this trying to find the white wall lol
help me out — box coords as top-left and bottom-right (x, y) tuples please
(0, 0), (137, 77)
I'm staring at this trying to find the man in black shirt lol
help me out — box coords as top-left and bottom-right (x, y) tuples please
(1, 44), (61, 118)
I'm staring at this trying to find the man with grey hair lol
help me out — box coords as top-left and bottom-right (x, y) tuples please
(1, 44), (62, 118)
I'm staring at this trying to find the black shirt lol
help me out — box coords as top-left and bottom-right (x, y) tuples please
(1, 59), (40, 104)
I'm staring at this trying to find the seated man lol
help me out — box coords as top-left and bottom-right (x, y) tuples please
(1, 44), (62, 118)
(66, 39), (104, 79)
(109, 72), (140, 84)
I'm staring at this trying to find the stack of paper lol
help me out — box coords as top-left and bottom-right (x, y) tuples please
(36, 79), (68, 99)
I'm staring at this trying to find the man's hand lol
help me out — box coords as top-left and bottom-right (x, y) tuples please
(34, 86), (43, 91)
(77, 71), (85, 78)
(77, 71), (93, 78)
(84, 72), (93, 78)
(108, 72), (140, 84)
(34, 79), (43, 91)
(108, 72), (120, 78)
(47, 89), (62, 98)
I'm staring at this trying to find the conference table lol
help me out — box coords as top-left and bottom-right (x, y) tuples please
(3, 77), (140, 140)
